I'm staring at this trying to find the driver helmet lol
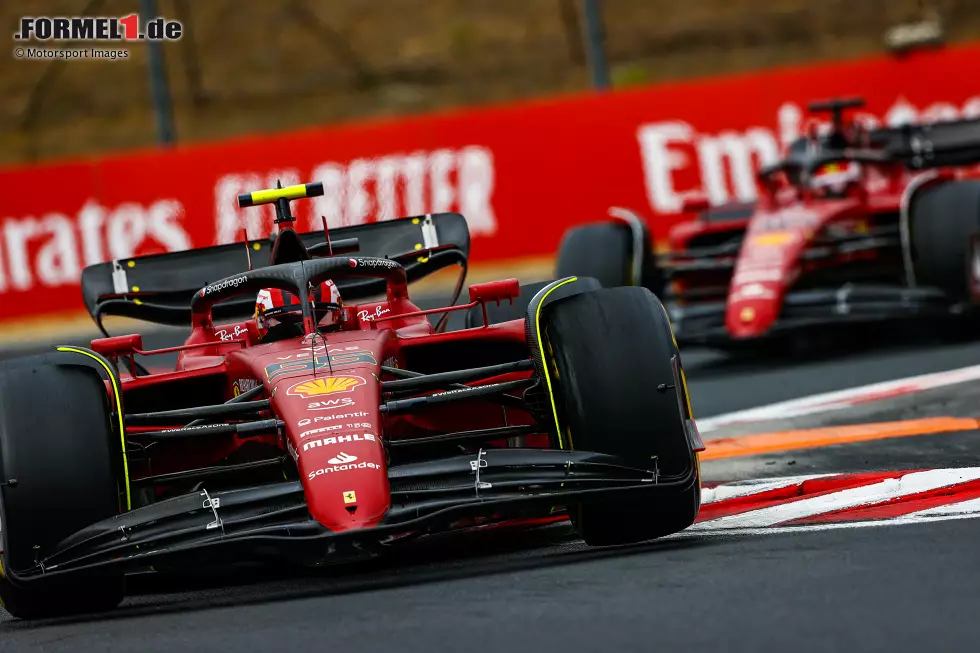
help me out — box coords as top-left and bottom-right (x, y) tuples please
(811, 161), (862, 197)
(254, 280), (342, 340)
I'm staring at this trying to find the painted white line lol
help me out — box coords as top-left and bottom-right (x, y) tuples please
(692, 467), (980, 529)
(701, 473), (834, 504)
(696, 363), (980, 435)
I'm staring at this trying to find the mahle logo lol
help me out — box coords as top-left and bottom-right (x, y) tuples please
(14, 15), (183, 41)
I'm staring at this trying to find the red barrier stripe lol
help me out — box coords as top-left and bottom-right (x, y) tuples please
(783, 479), (980, 524)
(697, 471), (908, 522)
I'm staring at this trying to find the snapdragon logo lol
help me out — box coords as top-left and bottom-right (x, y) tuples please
(200, 275), (247, 297)
(350, 257), (399, 269)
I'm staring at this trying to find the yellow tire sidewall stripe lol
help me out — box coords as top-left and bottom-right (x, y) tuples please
(56, 347), (132, 511)
(534, 277), (578, 450)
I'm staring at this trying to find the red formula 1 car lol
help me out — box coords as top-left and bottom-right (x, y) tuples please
(557, 98), (980, 348)
(0, 183), (702, 619)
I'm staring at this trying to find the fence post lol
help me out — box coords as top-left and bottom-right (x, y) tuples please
(580, 0), (611, 89)
(140, 0), (176, 145)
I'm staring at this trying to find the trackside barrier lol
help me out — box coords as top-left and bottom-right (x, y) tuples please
(0, 43), (978, 323)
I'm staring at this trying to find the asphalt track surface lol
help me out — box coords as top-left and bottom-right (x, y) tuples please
(4, 318), (980, 650)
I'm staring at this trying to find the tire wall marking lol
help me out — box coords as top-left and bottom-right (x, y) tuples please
(535, 277), (578, 450)
(56, 346), (132, 511)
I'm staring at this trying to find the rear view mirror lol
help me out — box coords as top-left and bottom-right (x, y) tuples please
(681, 192), (710, 215)
(90, 333), (144, 358)
(469, 278), (520, 305)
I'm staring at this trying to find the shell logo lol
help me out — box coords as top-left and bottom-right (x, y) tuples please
(750, 231), (794, 247)
(287, 376), (366, 398)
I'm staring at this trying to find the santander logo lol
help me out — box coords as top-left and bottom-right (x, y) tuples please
(327, 452), (357, 465)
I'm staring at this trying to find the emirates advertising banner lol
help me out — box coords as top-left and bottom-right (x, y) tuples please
(1, 44), (978, 322)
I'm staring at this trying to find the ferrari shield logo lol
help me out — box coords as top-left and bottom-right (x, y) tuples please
(343, 491), (357, 504)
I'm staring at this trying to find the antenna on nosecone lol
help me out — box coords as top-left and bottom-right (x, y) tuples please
(321, 216), (333, 256)
(242, 227), (253, 271)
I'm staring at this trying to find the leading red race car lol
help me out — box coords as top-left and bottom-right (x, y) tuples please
(557, 98), (980, 348)
(0, 182), (702, 619)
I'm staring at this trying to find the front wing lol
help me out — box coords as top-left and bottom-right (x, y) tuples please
(669, 283), (966, 346)
(2, 448), (698, 585)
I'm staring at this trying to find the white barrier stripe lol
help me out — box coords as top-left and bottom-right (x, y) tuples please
(701, 473), (835, 504)
(692, 468), (980, 529)
(696, 363), (980, 434)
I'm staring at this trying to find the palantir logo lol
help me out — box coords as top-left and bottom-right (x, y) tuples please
(327, 452), (357, 465)
(14, 15), (182, 41)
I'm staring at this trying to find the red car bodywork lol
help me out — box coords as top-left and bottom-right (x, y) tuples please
(660, 103), (980, 345)
(0, 184), (704, 606)
(98, 283), (542, 535)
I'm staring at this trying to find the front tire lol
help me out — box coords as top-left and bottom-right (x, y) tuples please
(911, 179), (980, 298)
(0, 351), (126, 619)
(541, 287), (700, 546)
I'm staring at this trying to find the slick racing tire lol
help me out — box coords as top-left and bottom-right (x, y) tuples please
(556, 222), (635, 288)
(0, 352), (126, 619)
(541, 287), (700, 546)
(911, 179), (980, 298)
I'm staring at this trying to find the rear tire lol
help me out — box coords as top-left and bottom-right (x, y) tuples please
(541, 287), (700, 546)
(911, 180), (980, 297)
(0, 352), (126, 619)
(556, 223), (635, 288)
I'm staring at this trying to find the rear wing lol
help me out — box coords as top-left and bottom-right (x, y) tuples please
(870, 118), (980, 170)
(81, 212), (470, 327)
(761, 117), (980, 180)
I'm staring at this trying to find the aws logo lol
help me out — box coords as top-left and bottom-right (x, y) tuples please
(287, 376), (366, 398)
